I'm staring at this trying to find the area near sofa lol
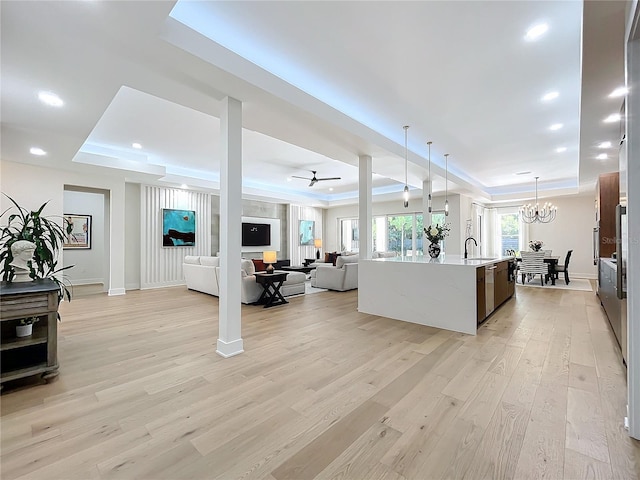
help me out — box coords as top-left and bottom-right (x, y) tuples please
(183, 256), (306, 304)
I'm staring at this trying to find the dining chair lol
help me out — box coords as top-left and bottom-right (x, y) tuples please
(554, 250), (573, 284)
(519, 251), (548, 286)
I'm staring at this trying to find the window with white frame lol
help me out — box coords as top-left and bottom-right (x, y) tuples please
(339, 218), (359, 252)
(497, 212), (520, 255)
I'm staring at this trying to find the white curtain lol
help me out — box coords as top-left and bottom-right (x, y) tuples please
(484, 208), (497, 257)
(520, 217), (530, 254)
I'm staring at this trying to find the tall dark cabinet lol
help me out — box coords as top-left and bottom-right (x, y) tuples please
(596, 171), (620, 259)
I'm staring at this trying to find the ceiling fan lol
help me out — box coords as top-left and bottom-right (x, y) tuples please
(291, 170), (341, 187)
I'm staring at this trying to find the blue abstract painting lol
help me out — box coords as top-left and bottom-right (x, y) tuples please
(162, 209), (196, 247)
(299, 220), (315, 246)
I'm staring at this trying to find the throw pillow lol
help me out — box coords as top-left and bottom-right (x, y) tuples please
(252, 258), (266, 272)
(324, 252), (331, 263)
(328, 252), (341, 266)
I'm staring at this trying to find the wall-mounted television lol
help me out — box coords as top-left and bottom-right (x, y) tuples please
(242, 222), (271, 247)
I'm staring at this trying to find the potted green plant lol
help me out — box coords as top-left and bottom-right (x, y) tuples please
(16, 316), (39, 337)
(0, 194), (74, 307)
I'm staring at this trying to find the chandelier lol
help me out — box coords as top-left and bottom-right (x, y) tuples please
(520, 176), (557, 223)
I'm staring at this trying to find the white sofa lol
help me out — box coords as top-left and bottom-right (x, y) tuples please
(183, 256), (306, 304)
(310, 255), (359, 291)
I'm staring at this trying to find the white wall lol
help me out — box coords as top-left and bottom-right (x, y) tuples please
(140, 185), (211, 289)
(1, 160), (127, 295)
(63, 189), (106, 286)
(527, 194), (597, 278)
(125, 183), (141, 290)
(289, 205), (323, 265)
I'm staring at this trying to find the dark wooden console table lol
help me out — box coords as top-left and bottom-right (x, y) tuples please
(254, 272), (289, 308)
(0, 279), (60, 387)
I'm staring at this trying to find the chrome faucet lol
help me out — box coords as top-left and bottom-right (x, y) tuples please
(464, 237), (477, 259)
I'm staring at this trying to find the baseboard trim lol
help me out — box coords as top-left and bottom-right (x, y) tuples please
(108, 288), (126, 296)
(216, 338), (244, 358)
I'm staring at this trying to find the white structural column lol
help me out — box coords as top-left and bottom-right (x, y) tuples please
(108, 183), (126, 296)
(422, 179), (432, 227)
(217, 96), (244, 358)
(358, 155), (372, 259)
(626, 13), (639, 439)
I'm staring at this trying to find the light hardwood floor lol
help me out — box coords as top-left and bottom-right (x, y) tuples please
(1, 283), (639, 479)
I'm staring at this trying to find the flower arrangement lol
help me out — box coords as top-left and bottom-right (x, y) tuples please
(529, 240), (544, 251)
(424, 223), (451, 243)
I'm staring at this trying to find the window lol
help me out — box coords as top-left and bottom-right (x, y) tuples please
(343, 211), (446, 256)
(424, 212), (447, 250)
(498, 213), (520, 255)
(386, 215), (414, 255)
(339, 218), (359, 252)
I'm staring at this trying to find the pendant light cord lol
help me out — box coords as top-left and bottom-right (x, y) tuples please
(427, 141), (433, 213)
(404, 126), (409, 186)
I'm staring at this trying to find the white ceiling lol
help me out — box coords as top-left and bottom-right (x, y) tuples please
(0, 1), (627, 207)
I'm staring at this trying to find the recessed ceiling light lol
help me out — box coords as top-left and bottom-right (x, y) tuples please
(38, 91), (64, 107)
(556, 147), (567, 153)
(609, 86), (628, 97)
(597, 153), (608, 160)
(604, 113), (621, 123)
(515, 171), (531, 175)
(598, 141), (612, 149)
(549, 123), (563, 131)
(132, 142), (142, 149)
(329, 187), (334, 191)
(286, 177), (292, 182)
(542, 91), (559, 101)
(525, 23), (549, 41)
(30, 147), (47, 156)
(180, 184), (188, 189)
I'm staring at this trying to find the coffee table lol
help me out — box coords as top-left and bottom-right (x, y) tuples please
(281, 265), (315, 274)
(254, 272), (289, 308)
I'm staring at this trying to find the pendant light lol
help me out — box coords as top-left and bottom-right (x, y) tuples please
(520, 176), (557, 223)
(427, 141), (433, 213)
(444, 153), (449, 216)
(403, 125), (409, 208)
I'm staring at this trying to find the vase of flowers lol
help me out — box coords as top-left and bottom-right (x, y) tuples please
(529, 240), (544, 252)
(424, 223), (451, 258)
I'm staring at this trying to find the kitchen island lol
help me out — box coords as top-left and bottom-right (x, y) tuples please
(358, 255), (515, 335)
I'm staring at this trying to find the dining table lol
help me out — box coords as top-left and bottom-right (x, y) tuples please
(515, 255), (560, 285)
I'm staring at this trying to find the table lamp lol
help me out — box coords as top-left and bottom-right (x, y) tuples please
(263, 250), (277, 273)
(314, 239), (322, 260)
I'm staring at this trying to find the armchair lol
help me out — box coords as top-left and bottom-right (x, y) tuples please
(310, 255), (358, 291)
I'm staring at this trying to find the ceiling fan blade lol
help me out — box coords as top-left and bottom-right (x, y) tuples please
(309, 179), (317, 187)
(291, 175), (312, 180)
(316, 177), (341, 181)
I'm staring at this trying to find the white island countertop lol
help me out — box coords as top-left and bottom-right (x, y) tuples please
(371, 254), (514, 267)
(359, 255), (515, 335)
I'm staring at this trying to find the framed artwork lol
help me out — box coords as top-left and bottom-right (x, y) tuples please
(63, 214), (92, 249)
(299, 220), (315, 246)
(162, 209), (196, 247)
